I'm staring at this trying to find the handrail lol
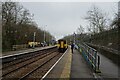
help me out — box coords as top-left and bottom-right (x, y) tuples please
(77, 43), (101, 73)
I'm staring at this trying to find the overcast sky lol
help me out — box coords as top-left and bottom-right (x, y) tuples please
(20, 2), (118, 40)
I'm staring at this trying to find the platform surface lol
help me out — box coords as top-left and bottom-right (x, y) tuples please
(45, 46), (72, 79)
(1, 46), (55, 57)
(70, 49), (94, 78)
(45, 47), (94, 79)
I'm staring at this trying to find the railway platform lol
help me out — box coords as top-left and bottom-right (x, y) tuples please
(44, 46), (94, 79)
(70, 49), (94, 78)
(44, 46), (72, 79)
(1, 46), (55, 58)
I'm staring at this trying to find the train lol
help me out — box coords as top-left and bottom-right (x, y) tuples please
(57, 39), (68, 53)
(28, 39), (68, 53)
(28, 40), (56, 48)
(28, 42), (41, 48)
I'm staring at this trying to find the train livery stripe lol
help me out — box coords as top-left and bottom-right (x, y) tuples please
(61, 41), (64, 48)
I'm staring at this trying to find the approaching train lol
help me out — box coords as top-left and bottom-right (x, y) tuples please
(57, 39), (68, 53)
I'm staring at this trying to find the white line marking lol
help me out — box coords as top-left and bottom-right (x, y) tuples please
(93, 73), (97, 78)
(93, 73), (104, 80)
(41, 48), (68, 80)
(1, 46), (56, 59)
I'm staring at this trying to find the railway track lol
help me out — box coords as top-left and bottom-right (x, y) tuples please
(2, 47), (63, 80)
(2, 48), (56, 70)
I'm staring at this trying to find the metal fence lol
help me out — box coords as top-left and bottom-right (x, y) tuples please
(77, 43), (101, 73)
(12, 44), (28, 51)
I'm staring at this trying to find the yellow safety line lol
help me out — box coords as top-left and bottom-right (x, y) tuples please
(60, 46), (72, 79)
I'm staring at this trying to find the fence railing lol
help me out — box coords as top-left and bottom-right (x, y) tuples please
(77, 43), (101, 73)
(12, 44), (28, 51)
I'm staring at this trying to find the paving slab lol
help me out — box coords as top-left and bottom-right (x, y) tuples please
(1, 46), (55, 57)
(70, 49), (94, 78)
(45, 46), (72, 79)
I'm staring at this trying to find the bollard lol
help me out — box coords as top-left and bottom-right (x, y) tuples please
(96, 55), (101, 73)
(98, 55), (100, 70)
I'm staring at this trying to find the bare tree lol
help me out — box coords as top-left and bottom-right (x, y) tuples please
(76, 25), (84, 34)
(111, 13), (119, 28)
(76, 25), (85, 42)
(18, 9), (33, 25)
(2, 2), (18, 49)
(85, 5), (108, 34)
(2, 1), (54, 51)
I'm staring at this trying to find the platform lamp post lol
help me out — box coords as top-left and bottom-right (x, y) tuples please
(33, 32), (36, 48)
(73, 32), (76, 44)
(44, 29), (45, 44)
(43, 25), (47, 46)
(25, 34), (27, 44)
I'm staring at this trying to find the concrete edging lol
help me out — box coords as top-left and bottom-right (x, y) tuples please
(60, 46), (72, 78)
